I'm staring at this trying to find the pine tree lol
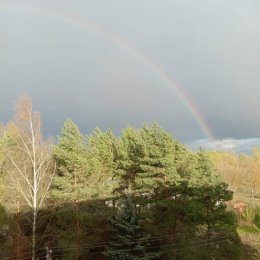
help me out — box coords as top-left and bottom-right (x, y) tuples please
(105, 197), (159, 260)
(51, 119), (90, 259)
(192, 149), (219, 187)
(117, 123), (178, 196)
(86, 128), (118, 198)
(52, 119), (89, 203)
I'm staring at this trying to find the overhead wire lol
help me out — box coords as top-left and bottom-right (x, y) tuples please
(47, 226), (236, 251)
(0, 228), (237, 259)
(50, 235), (238, 258)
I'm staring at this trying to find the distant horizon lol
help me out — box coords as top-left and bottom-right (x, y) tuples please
(2, 97), (259, 155)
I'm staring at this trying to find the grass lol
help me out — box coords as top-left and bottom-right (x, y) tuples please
(237, 225), (260, 234)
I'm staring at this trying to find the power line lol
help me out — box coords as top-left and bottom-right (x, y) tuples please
(48, 226), (236, 251)
(50, 234), (237, 257)
(0, 251), (46, 260)
(0, 228), (237, 259)
(50, 235), (238, 258)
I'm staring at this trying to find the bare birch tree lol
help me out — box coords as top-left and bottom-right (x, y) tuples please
(3, 96), (55, 260)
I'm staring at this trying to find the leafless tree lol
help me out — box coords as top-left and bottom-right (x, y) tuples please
(4, 96), (55, 260)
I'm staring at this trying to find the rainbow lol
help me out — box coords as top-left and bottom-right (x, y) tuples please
(1, 2), (215, 140)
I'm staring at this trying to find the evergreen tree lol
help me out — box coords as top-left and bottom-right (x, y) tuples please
(51, 119), (90, 259)
(105, 197), (159, 260)
(192, 149), (219, 186)
(117, 123), (179, 196)
(52, 119), (89, 203)
(86, 128), (118, 198)
(51, 122), (117, 258)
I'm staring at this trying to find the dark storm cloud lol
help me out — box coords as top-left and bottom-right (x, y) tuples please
(0, 0), (259, 149)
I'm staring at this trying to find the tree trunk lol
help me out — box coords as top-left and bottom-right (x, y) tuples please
(32, 208), (37, 260)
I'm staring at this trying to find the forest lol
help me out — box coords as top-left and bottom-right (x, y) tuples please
(0, 96), (259, 260)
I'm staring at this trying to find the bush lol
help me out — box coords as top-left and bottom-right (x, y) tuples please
(241, 207), (257, 225)
(253, 207), (260, 228)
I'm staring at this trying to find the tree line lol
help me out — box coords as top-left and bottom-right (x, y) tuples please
(0, 96), (243, 259)
(209, 150), (260, 205)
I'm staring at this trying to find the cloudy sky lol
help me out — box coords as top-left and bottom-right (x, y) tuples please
(0, 0), (259, 153)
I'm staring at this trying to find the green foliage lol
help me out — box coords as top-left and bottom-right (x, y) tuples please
(241, 207), (258, 225)
(195, 182), (234, 227)
(105, 196), (160, 260)
(237, 225), (259, 234)
(52, 119), (89, 202)
(52, 121), (118, 203)
(116, 123), (179, 195)
(253, 207), (260, 228)
(239, 206), (260, 232)
(0, 117), (243, 259)
(0, 128), (16, 176)
(192, 149), (220, 186)
(86, 128), (118, 198)
(54, 119), (88, 174)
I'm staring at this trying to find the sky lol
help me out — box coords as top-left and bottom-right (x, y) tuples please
(0, 0), (259, 153)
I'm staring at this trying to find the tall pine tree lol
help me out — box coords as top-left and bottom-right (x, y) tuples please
(52, 119), (89, 203)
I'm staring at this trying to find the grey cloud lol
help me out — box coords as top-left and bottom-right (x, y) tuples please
(0, 0), (259, 149)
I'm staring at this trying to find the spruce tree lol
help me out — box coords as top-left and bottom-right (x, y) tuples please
(105, 197), (159, 260)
